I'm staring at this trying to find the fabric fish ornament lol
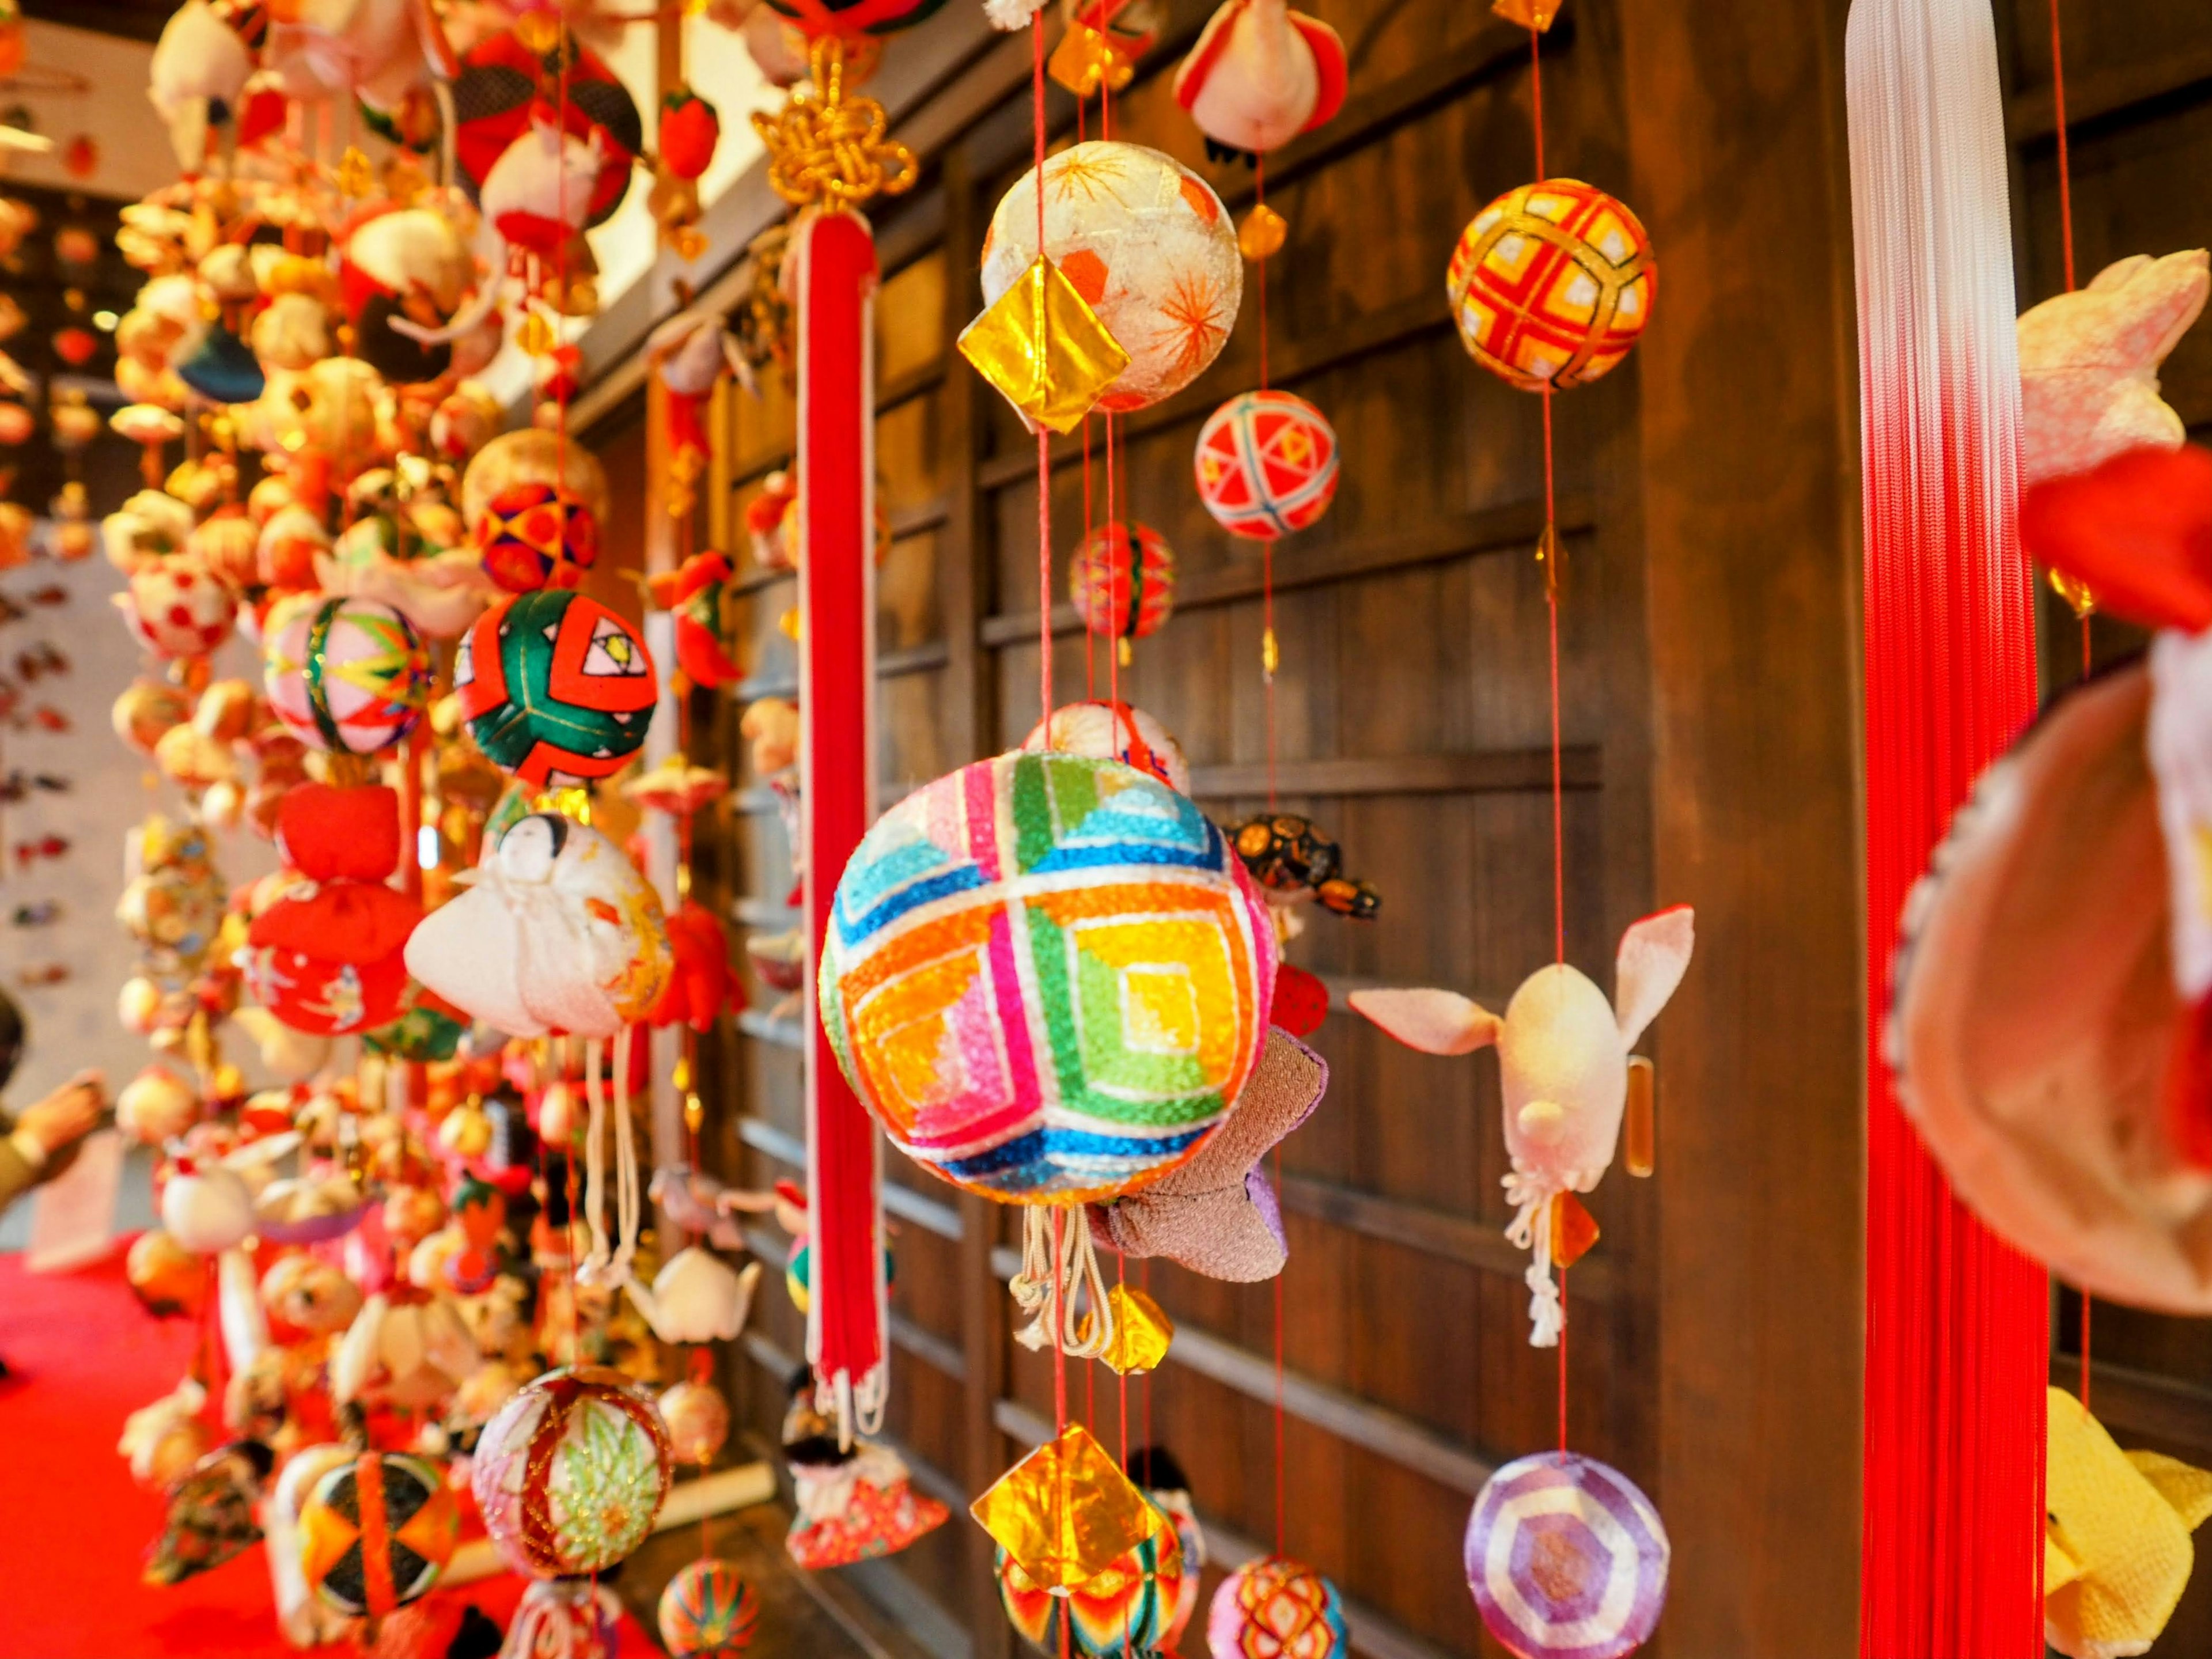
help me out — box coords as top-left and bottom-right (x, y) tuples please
(1087, 1026), (1327, 1282)
(2046, 1387), (2212, 1659)
(1353, 908), (1694, 1344)
(406, 812), (670, 1287)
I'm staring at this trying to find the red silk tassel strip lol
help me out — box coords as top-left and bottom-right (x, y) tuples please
(1847, 1), (2048, 1652)
(796, 208), (888, 1437)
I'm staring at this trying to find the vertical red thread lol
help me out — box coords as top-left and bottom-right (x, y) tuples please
(2050, 0), (2075, 295)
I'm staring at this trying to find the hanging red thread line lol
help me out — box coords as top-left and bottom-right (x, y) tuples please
(1273, 1147), (1287, 1556)
(1256, 153), (1270, 393)
(1118, 1246), (1131, 1659)
(1034, 21), (1054, 729)
(1558, 1269), (1570, 1456)
(1050, 1203), (1073, 1659)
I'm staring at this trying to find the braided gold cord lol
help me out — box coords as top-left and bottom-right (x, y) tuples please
(749, 35), (917, 211)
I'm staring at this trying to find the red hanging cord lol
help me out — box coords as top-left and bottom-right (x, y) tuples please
(1034, 21), (1053, 729)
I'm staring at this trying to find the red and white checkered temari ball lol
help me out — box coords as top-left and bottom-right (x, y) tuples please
(1193, 391), (1339, 541)
(122, 556), (237, 660)
(1448, 178), (1656, 392)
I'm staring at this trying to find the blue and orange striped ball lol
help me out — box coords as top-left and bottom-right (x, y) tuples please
(658, 1558), (762, 1658)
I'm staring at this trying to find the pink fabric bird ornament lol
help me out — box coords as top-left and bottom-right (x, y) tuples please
(1173, 0), (1347, 161)
(2019, 249), (2209, 489)
(1087, 1027), (1328, 1282)
(1353, 908), (1694, 1344)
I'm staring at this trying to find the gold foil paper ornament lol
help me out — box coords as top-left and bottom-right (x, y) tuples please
(1491, 0), (1563, 29)
(959, 256), (1132, 435)
(972, 1423), (1164, 1592)
(1095, 1283), (1173, 1376)
(1050, 21), (1137, 97)
(2050, 567), (2098, 620)
(1239, 204), (1287, 263)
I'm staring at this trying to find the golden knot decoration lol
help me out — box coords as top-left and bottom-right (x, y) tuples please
(752, 34), (918, 211)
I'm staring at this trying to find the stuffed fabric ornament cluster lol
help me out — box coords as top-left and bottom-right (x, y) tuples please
(1448, 180), (1657, 391)
(455, 589), (657, 786)
(243, 785), (423, 1036)
(1354, 908), (1693, 1344)
(978, 142), (1242, 415)
(821, 751), (1277, 1203)
(407, 812), (669, 1283)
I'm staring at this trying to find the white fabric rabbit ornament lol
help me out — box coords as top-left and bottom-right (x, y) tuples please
(1353, 907), (1693, 1346)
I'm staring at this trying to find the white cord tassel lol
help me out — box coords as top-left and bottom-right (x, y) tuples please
(984, 0), (1050, 30)
(577, 1037), (613, 1285)
(609, 1025), (639, 1287)
(1503, 1167), (1565, 1348)
(1009, 1206), (1117, 1358)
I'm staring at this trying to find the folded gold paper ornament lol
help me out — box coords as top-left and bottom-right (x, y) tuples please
(1094, 1283), (1174, 1376)
(972, 1423), (1164, 1592)
(959, 255), (1132, 435)
(1050, 20), (1137, 98)
(1492, 0), (1563, 29)
(1239, 204), (1287, 263)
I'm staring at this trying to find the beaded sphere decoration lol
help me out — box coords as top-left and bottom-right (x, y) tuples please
(471, 1365), (673, 1577)
(1463, 1453), (1669, 1659)
(1194, 392), (1339, 540)
(1446, 179), (1656, 392)
(1021, 700), (1191, 794)
(821, 752), (1277, 1203)
(979, 141), (1241, 413)
(120, 556), (237, 660)
(1070, 523), (1176, 646)
(475, 482), (601, 594)
(999, 1508), (1185, 1658)
(658, 1558), (762, 1659)
(264, 594), (432, 755)
(300, 1451), (459, 1619)
(455, 590), (658, 786)
(1207, 1557), (1349, 1659)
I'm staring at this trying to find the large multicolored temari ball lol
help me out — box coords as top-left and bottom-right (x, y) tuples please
(1447, 179), (1656, 392)
(1070, 522), (1176, 646)
(821, 752), (1277, 1203)
(1207, 1556), (1349, 1659)
(980, 140), (1241, 413)
(475, 482), (601, 593)
(658, 1558), (762, 1659)
(300, 1451), (458, 1619)
(1194, 391), (1339, 540)
(1463, 1453), (1669, 1659)
(455, 589), (657, 786)
(472, 1365), (672, 1577)
(999, 1506), (1185, 1658)
(264, 593), (431, 755)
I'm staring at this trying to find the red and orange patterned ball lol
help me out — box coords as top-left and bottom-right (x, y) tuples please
(1070, 522), (1176, 646)
(1195, 392), (1339, 541)
(1446, 178), (1656, 392)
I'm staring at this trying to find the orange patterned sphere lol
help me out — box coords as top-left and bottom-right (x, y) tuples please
(1446, 179), (1656, 392)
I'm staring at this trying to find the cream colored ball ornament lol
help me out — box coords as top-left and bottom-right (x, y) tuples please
(461, 427), (612, 535)
(161, 1157), (255, 1253)
(979, 141), (1242, 414)
(119, 1065), (200, 1145)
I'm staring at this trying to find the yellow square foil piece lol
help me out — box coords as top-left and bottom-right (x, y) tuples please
(1097, 1283), (1173, 1377)
(958, 255), (1131, 436)
(971, 1422), (1162, 1590)
(1049, 21), (1135, 99)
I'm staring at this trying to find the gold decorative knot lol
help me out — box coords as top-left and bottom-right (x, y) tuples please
(751, 35), (917, 211)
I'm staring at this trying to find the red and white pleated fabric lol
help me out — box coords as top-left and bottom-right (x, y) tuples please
(796, 209), (889, 1437)
(1848, 1), (2048, 1652)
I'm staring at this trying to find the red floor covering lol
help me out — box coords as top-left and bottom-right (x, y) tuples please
(0, 1247), (651, 1658)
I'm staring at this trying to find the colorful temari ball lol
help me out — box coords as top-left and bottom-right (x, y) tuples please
(1207, 1556), (1349, 1659)
(455, 589), (658, 786)
(475, 482), (601, 593)
(658, 1558), (761, 1659)
(300, 1451), (458, 1619)
(1070, 522), (1175, 644)
(821, 753), (1278, 1203)
(264, 593), (431, 754)
(1194, 391), (1339, 540)
(999, 1505), (1186, 1658)
(980, 141), (1242, 414)
(471, 1365), (673, 1577)
(1447, 179), (1656, 392)
(122, 556), (237, 660)
(1021, 700), (1191, 795)
(1463, 1453), (1669, 1659)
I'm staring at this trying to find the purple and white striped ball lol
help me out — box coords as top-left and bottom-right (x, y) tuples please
(1463, 1453), (1668, 1659)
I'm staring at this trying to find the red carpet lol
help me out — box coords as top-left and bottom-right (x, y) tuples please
(0, 1247), (652, 1658)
